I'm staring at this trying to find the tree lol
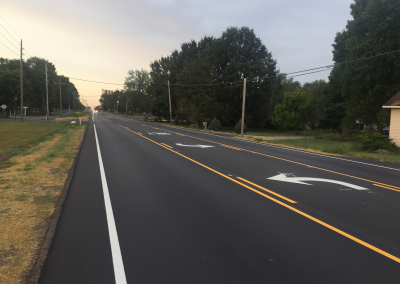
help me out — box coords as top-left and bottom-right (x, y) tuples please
(326, 0), (400, 131)
(209, 117), (222, 131)
(272, 88), (317, 134)
(302, 79), (328, 118)
(124, 69), (151, 116)
(319, 103), (346, 132)
(147, 27), (280, 125)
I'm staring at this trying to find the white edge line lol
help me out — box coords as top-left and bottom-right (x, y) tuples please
(94, 124), (127, 284)
(103, 114), (400, 172)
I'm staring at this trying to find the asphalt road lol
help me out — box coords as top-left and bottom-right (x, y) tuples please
(40, 112), (400, 283)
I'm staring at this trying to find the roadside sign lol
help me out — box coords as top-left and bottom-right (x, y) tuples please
(1, 104), (6, 109)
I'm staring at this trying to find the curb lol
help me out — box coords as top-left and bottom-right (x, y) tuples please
(26, 123), (90, 284)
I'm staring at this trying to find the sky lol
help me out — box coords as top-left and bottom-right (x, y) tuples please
(1, 0), (354, 108)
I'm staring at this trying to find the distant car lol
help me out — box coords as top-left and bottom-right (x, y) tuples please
(382, 127), (390, 135)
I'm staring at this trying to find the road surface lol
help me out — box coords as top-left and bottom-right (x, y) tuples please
(40, 112), (400, 283)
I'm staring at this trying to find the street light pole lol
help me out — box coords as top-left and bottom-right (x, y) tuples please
(117, 101), (119, 113)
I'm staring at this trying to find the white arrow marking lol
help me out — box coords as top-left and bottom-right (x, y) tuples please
(148, 132), (171, 135)
(268, 173), (368, 190)
(71, 121), (76, 124)
(175, 143), (214, 148)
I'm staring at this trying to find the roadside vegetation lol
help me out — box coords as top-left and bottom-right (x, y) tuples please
(0, 122), (86, 283)
(94, 1), (400, 164)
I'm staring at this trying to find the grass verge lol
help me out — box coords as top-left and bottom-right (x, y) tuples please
(239, 136), (400, 164)
(0, 122), (86, 283)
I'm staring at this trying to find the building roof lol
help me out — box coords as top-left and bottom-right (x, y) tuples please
(382, 92), (400, 108)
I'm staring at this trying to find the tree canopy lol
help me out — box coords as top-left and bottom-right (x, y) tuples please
(325, 0), (400, 130)
(0, 57), (83, 114)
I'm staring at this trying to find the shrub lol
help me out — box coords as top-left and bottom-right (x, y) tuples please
(235, 119), (248, 134)
(208, 117), (221, 131)
(355, 132), (398, 152)
(189, 123), (196, 129)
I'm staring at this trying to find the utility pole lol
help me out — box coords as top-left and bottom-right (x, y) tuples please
(168, 80), (172, 126)
(20, 40), (23, 123)
(67, 82), (70, 122)
(125, 96), (128, 118)
(45, 63), (49, 122)
(117, 101), (119, 113)
(55, 78), (65, 115)
(240, 78), (247, 137)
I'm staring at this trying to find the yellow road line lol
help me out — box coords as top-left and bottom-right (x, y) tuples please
(372, 182), (400, 190)
(373, 184), (400, 192)
(161, 143), (173, 148)
(119, 124), (400, 264)
(141, 125), (399, 192)
(237, 177), (297, 203)
(100, 115), (111, 121)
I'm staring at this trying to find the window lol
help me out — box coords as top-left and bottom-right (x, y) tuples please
(31, 108), (39, 112)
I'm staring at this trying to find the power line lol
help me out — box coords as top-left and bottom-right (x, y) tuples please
(69, 77), (124, 85)
(0, 30), (19, 50)
(0, 40), (19, 56)
(0, 22), (19, 45)
(0, 14), (40, 57)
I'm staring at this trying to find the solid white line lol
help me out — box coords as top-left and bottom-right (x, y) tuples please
(94, 124), (127, 284)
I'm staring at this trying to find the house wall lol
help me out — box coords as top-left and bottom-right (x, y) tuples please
(389, 109), (400, 147)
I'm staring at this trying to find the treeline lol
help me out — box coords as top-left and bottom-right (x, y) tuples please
(0, 57), (83, 115)
(100, 0), (399, 132)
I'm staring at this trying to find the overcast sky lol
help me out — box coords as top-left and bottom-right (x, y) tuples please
(1, 0), (354, 108)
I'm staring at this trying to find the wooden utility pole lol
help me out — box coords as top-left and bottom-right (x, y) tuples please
(168, 80), (172, 126)
(240, 78), (247, 137)
(45, 63), (49, 122)
(126, 96), (128, 117)
(20, 40), (23, 122)
(55, 78), (65, 115)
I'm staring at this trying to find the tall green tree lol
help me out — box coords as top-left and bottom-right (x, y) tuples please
(326, 0), (400, 131)
(124, 69), (151, 115)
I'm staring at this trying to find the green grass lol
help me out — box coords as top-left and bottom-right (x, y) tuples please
(265, 138), (400, 163)
(0, 122), (69, 157)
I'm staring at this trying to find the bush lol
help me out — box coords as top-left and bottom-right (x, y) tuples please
(189, 123), (196, 129)
(208, 117), (221, 131)
(355, 132), (398, 152)
(235, 119), (248, 134)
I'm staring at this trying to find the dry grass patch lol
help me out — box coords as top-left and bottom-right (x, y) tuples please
(0, 124), (86, 283)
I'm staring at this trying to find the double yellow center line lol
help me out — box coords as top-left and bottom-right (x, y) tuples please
(118, 124), (400, 264)
(143, 125), (400, 192)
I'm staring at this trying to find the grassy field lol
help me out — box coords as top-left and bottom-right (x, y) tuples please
(0, 122), (86, 283)
(0, 122), (70, 158)
(248, 137), (400, 164)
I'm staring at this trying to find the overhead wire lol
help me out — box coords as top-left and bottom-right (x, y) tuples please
(0, 30), (19, 51)
(69, 77), (124, 85)
(0, 40), (19, 56)
(0, 14), (39, 57)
